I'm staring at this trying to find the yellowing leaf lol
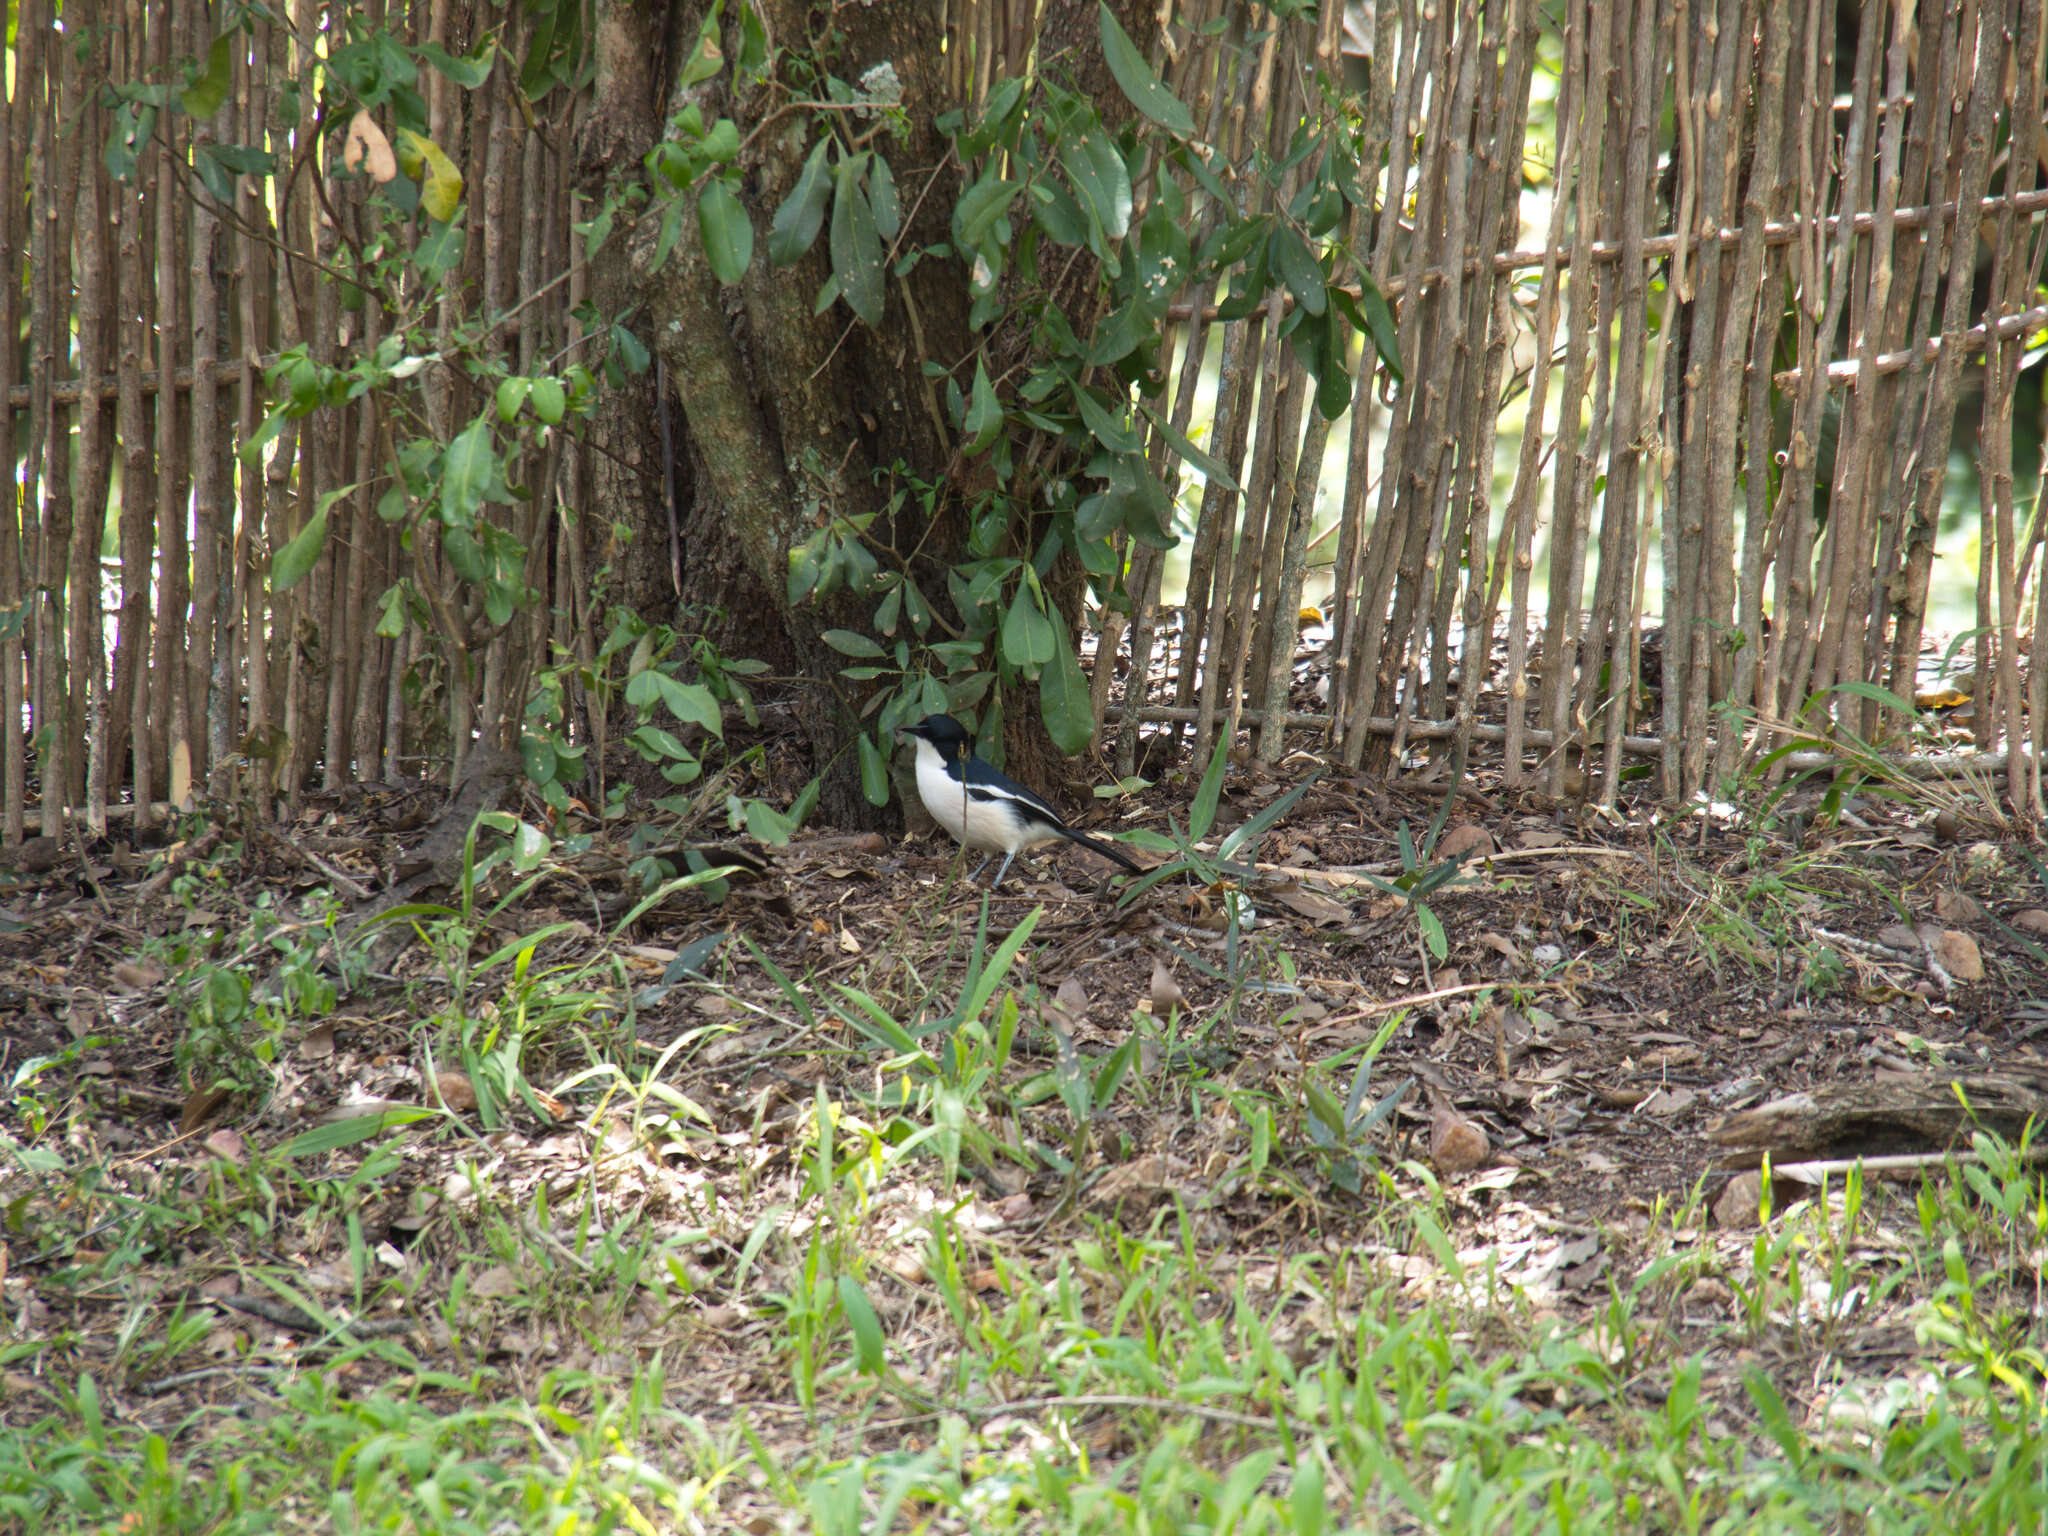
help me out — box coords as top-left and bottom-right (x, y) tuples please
(397, 128), (464, 220)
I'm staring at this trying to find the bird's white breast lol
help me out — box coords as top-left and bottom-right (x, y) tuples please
(912, 737), (1046, 853)
(913, 739), (976, 843)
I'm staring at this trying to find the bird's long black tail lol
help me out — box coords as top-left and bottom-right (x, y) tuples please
(1059, 826), (1144, 874)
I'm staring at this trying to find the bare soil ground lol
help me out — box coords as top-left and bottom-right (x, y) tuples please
(2, 694), (2046, 1527)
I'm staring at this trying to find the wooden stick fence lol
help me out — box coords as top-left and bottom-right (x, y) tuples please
(1, 0), (2042, 852)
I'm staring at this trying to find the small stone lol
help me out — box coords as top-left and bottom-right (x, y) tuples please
(1713, 1171), (1764, 1228)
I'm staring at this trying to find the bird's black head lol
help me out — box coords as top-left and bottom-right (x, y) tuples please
(899, 714), (972, 754)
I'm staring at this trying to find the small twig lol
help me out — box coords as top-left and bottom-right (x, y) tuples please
(136, 1365), (292, 1397)
(1769, 1146), (2048, 1185)
(212, 1291), (415, 1339)
(262, 827), (374, 901)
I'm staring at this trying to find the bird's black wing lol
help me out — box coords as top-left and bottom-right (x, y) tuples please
(959, 757), (1068, 828)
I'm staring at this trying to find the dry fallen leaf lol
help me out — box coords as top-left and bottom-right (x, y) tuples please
(1086, 1152), (1198, 1209)
(1476, 931), (1524, 968)
(342, 110), (398, 182)
(883, 1250), (928, 1283)
(1275, 883), (1351, 926)
(2014, 909), (2048, 936)
(992, 1191), (1033, 1222)
(111, 960), (166, 992)
(1429, 1107), (1489, 1173)
(1436, 823), (1495, 862)
(180, 1083), (232, 1135)
(1932, 928), (1983, 982)
(471, 1264), (522, 1299)
(298, 1022), (336, 1060)
(1149, 959), (1185, 1015)
(1637, 1086), (1697, 1116)
(435, 1071), (479, 1112)
(204, 1129), (246, 1164)
(1933, 890), (1984, 924)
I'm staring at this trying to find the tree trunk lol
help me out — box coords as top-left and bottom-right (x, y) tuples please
(577, 0), (1139, 825)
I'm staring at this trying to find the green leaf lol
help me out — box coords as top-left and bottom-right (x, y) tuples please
(1001, 584), (1055, 667)
(677, 10), (725, 88)
(957, 77), (1026, 158)
(654, 675), (725, 735)
(743, 797), (797, 845)
(1029, 179), (1090, 246)
(1139, 403), (1238, 490)
(610, 323), (651, 376)
(271, 499), (332, 591)
(701, 118), (740, 164)
(374, 583), (408, 637)
(529, 377), (566, 424)
(1818, 678), (1921, 720)
(822, 629), (886, 658)
(239, 409), (286, 469)
(442, 525), (488, 582)
(282, 1108), (432, 1157)
(963, 359), (1002, 455)
(1315, 306), (1353, 420)
(182, 32), (234, 119)
(960, 905), (1042, 1025)
(519, 8), (561, 98)
(417, 39), (493, 89)
(1357, 270), (1404, 383)
(652, 199), (686, 270)
(191, 141), (234, 206)
(769, 138), (833, 266)
(830, 154), (885, 324)
(858, 731), (890, 806)
(869, 153), (900, 242)
(631, 723), (693, 762)
(440, 416), (496, 525)
(511, 821), (550, 872)
(737, 1), (769, 74)
(1189, 731), (1230, 840)
(1060, 129), (1133, 241)
(1040, 613), (1093, 754)
(1074, 386), (1142, 454)
(1097, 3), (1196, 136)
(495, 376), (531, 421)
(697, 178), (753, 282)
(952, 170), (1023, 252)
(837, 1276), (884, 1373)
(103, 100), (153, 183)
(1415, 900), (1447, 961)
(1269, 225), (1325, 315)
(413, 216), (466, 284)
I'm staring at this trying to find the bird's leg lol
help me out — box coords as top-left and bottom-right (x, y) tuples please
(989, 850), (1017, 891)
(969, 853), (995, 883)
